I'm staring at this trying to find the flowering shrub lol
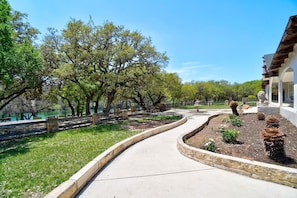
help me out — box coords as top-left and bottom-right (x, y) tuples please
(218, 124), (227, 132)
(204, 138), (216, 152)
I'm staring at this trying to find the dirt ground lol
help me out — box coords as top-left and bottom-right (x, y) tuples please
(125, 120), (176, 131)
(186, 113), (297, 169)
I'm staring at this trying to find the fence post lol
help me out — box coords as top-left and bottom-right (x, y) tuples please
(92, 113), (101, 125)
(46, 117), (59, 133)
(121, 110), (128, 120)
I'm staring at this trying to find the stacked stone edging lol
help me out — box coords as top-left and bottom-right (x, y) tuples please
(45, 116), (187, 198)
(177, 114), (297, 188)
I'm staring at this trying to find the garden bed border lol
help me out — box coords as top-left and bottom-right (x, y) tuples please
(177, 113), (297, 188)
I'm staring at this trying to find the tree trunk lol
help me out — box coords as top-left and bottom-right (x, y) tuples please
(131, 92), (147, 110)
(67, 100), (75, 116)
(149, 92), (165, 107)
(231, 107), (239, 116)
(94, 100), (99, 114)
(0, 87), (29, 111)
(86, 96), (91, 115)
(61, 96), (75, 116)
(94, 93), (101, 113)
(76, 100), (81, 116)
(132, 98), (146, 110)
(104, 89), (116, 113)
(172, 98), (175, 107)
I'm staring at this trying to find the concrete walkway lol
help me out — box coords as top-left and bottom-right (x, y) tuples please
(76, 109), (297, 198)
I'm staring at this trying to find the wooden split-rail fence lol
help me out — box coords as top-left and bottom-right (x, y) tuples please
(0, 110), (140, 142)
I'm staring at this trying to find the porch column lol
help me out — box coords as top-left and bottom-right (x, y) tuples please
(278, 79), (283, 107)
(268, 78), (272, 103)
(265, 83), (269, 101)
(293, 75), (297, 111)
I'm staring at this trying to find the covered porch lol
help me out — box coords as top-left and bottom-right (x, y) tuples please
(262, 15), (297, 127)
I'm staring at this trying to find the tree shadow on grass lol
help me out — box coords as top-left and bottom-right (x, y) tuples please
(77, 123), (125, 134)
(0, 133), (55, 160)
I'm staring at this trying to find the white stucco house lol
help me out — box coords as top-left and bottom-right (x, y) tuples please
(262, 15), (297, 127)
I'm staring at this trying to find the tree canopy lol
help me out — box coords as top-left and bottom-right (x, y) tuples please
(180, 79), (262, 104)
(41, 19), (168, 115)
(0, 0), (42, 111)
(0, 0), (263, 118)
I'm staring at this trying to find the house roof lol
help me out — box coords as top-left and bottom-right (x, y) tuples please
(262, 53), (274, 79)
(267, 15), (297, 77)
(263, 53), (274, 69)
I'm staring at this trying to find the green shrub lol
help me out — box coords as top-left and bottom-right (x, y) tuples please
(229, 114), (236, 120)
(248, 95), (257, 99)
(204, 138), (216, 152)
(222, 129), (240, 143)
(230, 116), (243, 127)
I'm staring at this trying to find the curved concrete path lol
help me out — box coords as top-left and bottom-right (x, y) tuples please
(76, 109), (297, 198)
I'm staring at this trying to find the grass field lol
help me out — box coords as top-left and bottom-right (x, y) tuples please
(0, 115), (180, 197)
(178, 102), (229, 110)
(177, 101), (256, 110)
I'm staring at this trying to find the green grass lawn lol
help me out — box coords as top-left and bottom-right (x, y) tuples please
(142, 115), (182, 120)
(178, 102), (230, 110)
(199, 103), (229, 109)
(0, 115), (180, 197)
(178, 101), (257, 110)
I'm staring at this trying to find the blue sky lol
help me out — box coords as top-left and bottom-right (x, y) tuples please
(8, 0), (297, 83)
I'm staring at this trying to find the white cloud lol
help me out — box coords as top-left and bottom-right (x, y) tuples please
(168, 61), (212, 74)
(166, 61), (225, 83)
(180, 73), (218, 83)
(182, 61), (201, 66)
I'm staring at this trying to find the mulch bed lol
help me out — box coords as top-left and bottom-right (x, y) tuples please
(186, 113), (297, 169)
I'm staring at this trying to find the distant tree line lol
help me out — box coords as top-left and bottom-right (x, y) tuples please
(0, 0), (262, 119)
(181, 80), (262, 104)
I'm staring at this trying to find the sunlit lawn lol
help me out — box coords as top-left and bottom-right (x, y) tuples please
(178, 102), (229, 110)
(0, 115), (180, 197)
(1, 123), (139, 197)
(177, 101), (256, 110)
(199, 102), (229, 109)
